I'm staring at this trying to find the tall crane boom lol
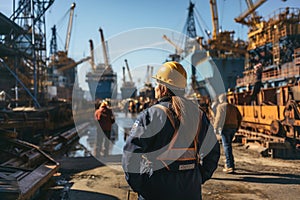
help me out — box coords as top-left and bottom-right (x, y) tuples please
(89, 39), (96, 71)
(99, 28), (110, 69)
(209, 0), (219, 40)
(57, 56), (91, 72)
(122, 66), (126, 83)
(234, 0), (267, 26)
(65, 2), (76, 55)
(124, 59), (133, 83)
(162, 35), (184, 54)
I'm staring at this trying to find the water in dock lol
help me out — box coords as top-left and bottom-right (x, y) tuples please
(69, 112), (137, 159)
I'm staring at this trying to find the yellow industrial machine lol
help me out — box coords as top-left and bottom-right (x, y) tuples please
(229, 1), (300, 158)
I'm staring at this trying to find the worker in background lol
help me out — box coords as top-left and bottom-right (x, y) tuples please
(122, 61), (220, 200)
(94, 101), (115, 156)
(128, 100), (136, 113)
(209, 96), (219, 124)
(250, 63), (263, 104)
(214, 93), (242, 174)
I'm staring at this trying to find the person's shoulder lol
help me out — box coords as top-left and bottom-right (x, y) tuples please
(218, 102), (227, 108)
(149, 103), (168, 113)
(133, 105), (162, 124)
(228, 103), (238, 108)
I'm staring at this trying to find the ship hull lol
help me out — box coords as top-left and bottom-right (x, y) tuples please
(182, 50), (244, 96)
(86, 69), (117, 100)
(87, 79), (117, 100)
(121, 86), (137, 99)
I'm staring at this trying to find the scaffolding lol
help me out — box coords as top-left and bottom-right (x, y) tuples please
(0, 0), (54, 107)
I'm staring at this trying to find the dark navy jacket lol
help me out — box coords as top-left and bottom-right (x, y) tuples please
(122, 97), (220, 200)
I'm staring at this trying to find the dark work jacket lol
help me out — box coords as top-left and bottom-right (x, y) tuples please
(122, 97), (220, 200)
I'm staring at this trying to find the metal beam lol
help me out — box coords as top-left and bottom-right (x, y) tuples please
(0, 58), (41, 108)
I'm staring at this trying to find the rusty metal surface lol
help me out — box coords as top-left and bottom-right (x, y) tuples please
(0, 138), (59, 200)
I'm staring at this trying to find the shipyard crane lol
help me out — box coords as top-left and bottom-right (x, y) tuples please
(48, 3), (80, 82)
(234, 0), (267, 27)
(124, 59), (134, 84)
(207, 0), (247, 55)
(50, 2), (76, 58)
(57, 56), (91, 72)
(122, 66), (126, 83)
(121, 59), (137, 99)
(162, 35), (184, 55)
(65, 2), (76, 56)
(139, 65), (154, 99)
(49, 2), (76, 66)
(50, 25), (57, 56)
(209, 0), (219, 40)
(162, 34), (184, 61)
(99, 28), (111, 70)
(89, 39), (96, 71)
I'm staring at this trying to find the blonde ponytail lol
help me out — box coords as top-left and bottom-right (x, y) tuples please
(171, 96), (185, 122)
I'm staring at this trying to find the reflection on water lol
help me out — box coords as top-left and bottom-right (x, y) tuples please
(70, 112), (137, 157)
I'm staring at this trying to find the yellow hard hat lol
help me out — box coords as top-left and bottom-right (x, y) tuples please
(101, 101), (108, 107)
(152, 61), (187, 89)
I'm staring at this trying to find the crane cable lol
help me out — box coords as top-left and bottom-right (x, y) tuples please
(194, 7), (211, 40)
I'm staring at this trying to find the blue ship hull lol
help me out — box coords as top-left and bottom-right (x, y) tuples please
(86, 66), (117, 100)
(181, 50), (245, 96)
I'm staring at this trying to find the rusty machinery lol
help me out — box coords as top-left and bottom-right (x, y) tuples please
(228, 5), (300, 158)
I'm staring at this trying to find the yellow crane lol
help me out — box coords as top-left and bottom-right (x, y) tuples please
(209, 0), (219, 40)
(162, 34), (184, 55)
(65, 2), (76, 56)
(57, 56), (91, 72)
(162, 34), (184, 61)
(207, 0), (247, 55)
(234, 0), (267, 27)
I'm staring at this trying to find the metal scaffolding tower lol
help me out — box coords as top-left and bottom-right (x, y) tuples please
(3, 0), (54, 107)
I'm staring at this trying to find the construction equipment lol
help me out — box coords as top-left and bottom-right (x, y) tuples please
(47, 2), (90, 100)
(85, 28), (117, 100)
(57, 56), (91, 72)
(162, 34), (184, 62)
(65, 2), (76, 56)
(99, 27), (111, 70)
(120, 59), (137, 99)
(234, 0), (267, 27)
(89, 39), (96, 71)
(139, 65), (155, 99)
(124, 59), (134, 84)
(207, 0), (247, 56)
(231, 6), (300, 158)
(209, 0), (219, 40)
(163, 35), (184, 55)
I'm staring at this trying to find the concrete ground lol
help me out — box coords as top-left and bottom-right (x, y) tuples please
(47, 143), (300, 200)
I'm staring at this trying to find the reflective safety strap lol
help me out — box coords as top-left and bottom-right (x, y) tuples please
(154, 104), (199, 171)
(156, 148), (197, 161)
(154, 104), (176, 130)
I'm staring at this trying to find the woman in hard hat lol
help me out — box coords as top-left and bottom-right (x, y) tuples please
(122, 61), (220, 200)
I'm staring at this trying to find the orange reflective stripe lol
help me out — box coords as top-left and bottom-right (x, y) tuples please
(154, 104), (199, 165)
(157, 148), (197, 161)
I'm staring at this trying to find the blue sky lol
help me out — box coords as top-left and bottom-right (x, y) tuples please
(1, 0), (299, 91)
